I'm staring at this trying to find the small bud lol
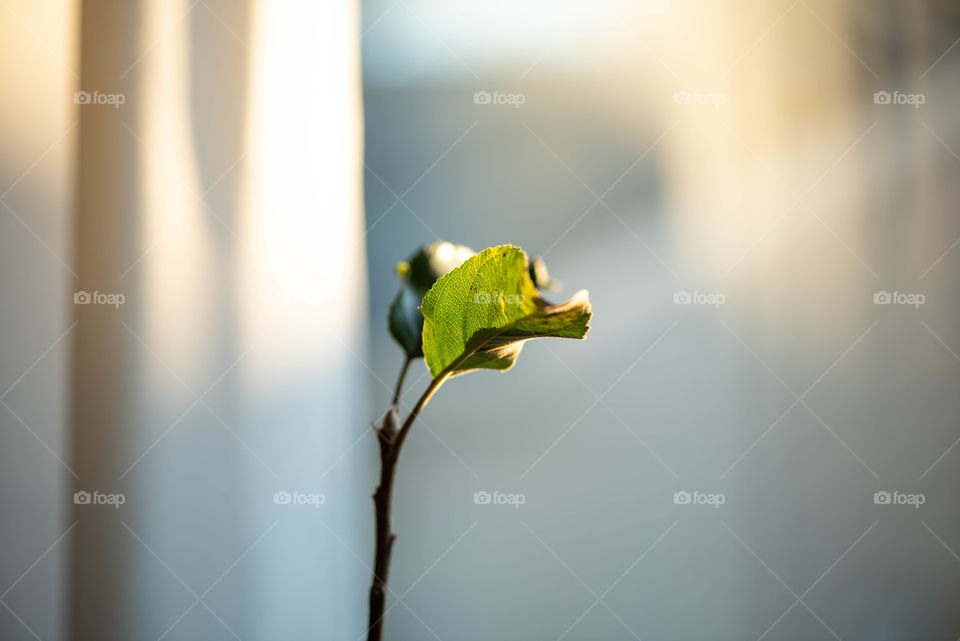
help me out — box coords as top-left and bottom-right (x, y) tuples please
(528, 255), (560, 291)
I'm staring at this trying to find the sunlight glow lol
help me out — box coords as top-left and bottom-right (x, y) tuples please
(241, 0), (366, 383)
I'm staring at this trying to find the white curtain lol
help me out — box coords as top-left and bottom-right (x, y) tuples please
(71, 0), (370, 639)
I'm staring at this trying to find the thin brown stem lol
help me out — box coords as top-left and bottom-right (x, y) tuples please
(392, 372), (449, 453)
(367, 359), (435, 641)
(367, 348), (480, 640)
(367, 416), (399, 641)
(391, 356), (412, 407)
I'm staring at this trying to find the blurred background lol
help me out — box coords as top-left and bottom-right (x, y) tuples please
(1, 0), (959, 639)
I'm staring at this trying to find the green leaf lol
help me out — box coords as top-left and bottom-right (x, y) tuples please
(388, 242), (475, 358)
(420, 245), (591, 379)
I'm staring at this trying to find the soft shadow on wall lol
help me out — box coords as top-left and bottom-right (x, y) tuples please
(72, 0), (370, 639)
(2, 1), (371, 640)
